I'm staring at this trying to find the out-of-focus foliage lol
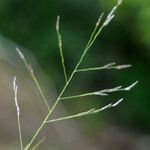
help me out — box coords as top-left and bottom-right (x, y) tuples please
(0, 0), (149, 133)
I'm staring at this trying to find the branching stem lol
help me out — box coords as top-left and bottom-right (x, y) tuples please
(20, 1), (128, 149)
(24, 16), (105, 150)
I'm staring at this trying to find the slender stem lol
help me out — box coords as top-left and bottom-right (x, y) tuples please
(17, 115), (23, 150)
(31, 137), (45, 150)
(24, 19), (101, 149)
(84, 1), (122, 52)
(46, 98), (124, 123)
(25, 71), (74, 150)
(60, 81), (138, 100)
(85, 24), (105, 51)
(47, 12), (107, 118)
(31, 72), (50, 111)
(24, 115), (49, 150)
(13, 77), (23, 150)
(60, 92), (95, 100)
(56, 16), (68, 83)
(16, 48), (50, 112)
(85, 13), (104, 50)
(76, 66), (110, 72)
(76, 64), (132, 72)
(46, 109), (96, 123)
(25, 2), (123, 148)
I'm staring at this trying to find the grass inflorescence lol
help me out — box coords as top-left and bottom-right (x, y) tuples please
(12, 0), (138, 149)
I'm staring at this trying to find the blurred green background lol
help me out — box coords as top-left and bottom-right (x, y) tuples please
(0, 0), (150, 149)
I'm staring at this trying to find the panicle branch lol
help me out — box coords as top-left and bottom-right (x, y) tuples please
(21, 1), (138, 149)
(16, 47), (50, 111)
(13, 77), (20, 116)
(31, 137), (45, 150)
(76, 62), (132, 72)
(13, 77), (23, 150)
(46, 98), (124, 123)
(56, 15), (68, 83)
(60, 81), (138, 100)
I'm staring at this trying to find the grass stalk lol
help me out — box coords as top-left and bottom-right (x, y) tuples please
(76, 63), (132, 72)
(16, 48), (50, 112)
(46, 98), (124, 123)
(24, 14), (107, 149)
(56, 16), (68, 83)
(30, 137), (45, 150)
(13, 77), (23, 150)
(17, 1), (133, 149)
(60, 81), (138, 100)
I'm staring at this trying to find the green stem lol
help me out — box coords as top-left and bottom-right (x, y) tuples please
(46, 98), (124, 123)
(46, 109), (95, 123)
(56, 16), (68, 83)
(17, 114), (23, 150)
(31, 72), (50, 111)
(25, 69), (75, 150)
(76, 66), (110, 72)
(24, 115), (48, 150)
(60, 92), (95, 100)
(85, 13), (104, 50)
(24, 5), (121, 148)
(16, 48), (50, 112)
(31, 137), (45, 150)
(24, 23), (100, 149)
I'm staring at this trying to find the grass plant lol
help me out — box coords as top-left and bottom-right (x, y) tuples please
(12, 0), (138, 149)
